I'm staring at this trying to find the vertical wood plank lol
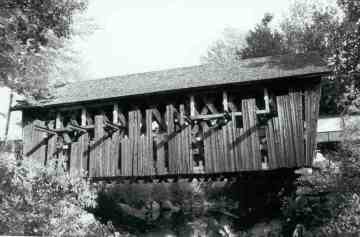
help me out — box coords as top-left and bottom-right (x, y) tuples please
(166, 104), (177, 174)
(289, 89), (304, 167)
(113, 104), (119, 124)
(203, 122), (213, 173)
(109, 131), (117, 176)
(179, 105), (186, 173)
(23, 114), (47, 166)
(265, 119), (278, 169)
(155, 134), (166, 175)
(70, 139), (80, 175)
(242, 99), (261, 170)
(305, 83), (321, 166)
(46, 120), (58, 165)
(276, 96), (288, 167)
(81, 108), (87, 126)
(94, 114), (104, 177)
(22, 111), (34, 159)
(226, 118), (235, 172)
(283, 94), (296, 167)
(33, 119), (47, 165)
(222, 124), (229, 172)
(187, 119), (194, 174)
(123, 137), (128, 176)
(218, 126), (226, 172)
(146, 109), (154, 176)
(233, 115), (242, 171)
(190, 95), (196, 116)
(79, 133), (90, 175)
(223, 91), (229, 112)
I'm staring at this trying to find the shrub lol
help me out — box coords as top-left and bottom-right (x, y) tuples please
(0, 151), (109, 236)
(282, 144), (360, 236)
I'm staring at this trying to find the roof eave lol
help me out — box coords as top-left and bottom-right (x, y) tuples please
(11, 70), (330, 111)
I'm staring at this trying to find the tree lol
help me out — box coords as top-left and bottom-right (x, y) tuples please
(203, 1), (340, 62)
(203, 0), (342, 115)
(240, 13), (286, 59)
(329, 0), (360, 114)
(282, 2), (360, 235)
(202, 14), (285, 64)
(201, 27), (245, 64)
(0, 0), (91, 99)
(0, 152), (110, 236)
(280, 0), (340, 56)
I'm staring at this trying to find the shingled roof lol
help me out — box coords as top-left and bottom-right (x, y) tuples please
(18, 54), (330, 109)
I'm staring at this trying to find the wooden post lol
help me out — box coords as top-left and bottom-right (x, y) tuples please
(223, 91), (228, 112)
(190, 95), (196, 116)
(4, 91), (13, 142)
(56, 112), (62, 129)
(81, 108), (87, 126)
(113, 104), (119, 124)
(264, 88), (270, 112)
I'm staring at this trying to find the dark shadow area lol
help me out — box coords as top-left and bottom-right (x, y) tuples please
(90, 170), (299, 236)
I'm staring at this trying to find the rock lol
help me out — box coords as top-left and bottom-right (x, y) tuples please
(146, 201), (160, 221)
(248, 220), (282, 237)
(295, 168), (313, 176)
(313, 151), (341, 173)
(117, 203), (147, 221)
(143, 229), (176, 237)
(161, 200), (180, 212)
(313, 152), (329, 170)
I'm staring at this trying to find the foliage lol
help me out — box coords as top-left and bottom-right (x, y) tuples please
(279, 0), (340, 56)
(240, 13), (286, 59)
(0, 0), (91, 99)
(281, 168), (344, 236)
(281, 118), (360, 235)
(203, 0), (340, 62)
(329, 3), (360, 114)
(203, 0), (343, 115)
(0, 151), (109, 236)
(201, 27), (245, 64)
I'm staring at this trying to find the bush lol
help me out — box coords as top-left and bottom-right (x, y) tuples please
(282, 145), (360, 236)
(0, 151), (109, 236)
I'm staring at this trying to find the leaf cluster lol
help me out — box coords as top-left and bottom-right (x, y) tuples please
(0, 0), (89, 99)
(0, 152), (108, 236)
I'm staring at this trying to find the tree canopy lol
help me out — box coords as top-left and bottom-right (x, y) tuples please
(202, 0), (354, 116)
(241, 13), (285, 59)
(0, 0), (90, 99)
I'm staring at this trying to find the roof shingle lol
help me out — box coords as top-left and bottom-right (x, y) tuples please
(25, 54), (330, 108)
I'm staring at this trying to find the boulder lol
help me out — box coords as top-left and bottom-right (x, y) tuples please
(146, 201), (160, 221)
(248, 220), (282, 237)
(313, 152), (329, 170)
(117, 203), (147, 221)
(161, 200), (180, 212)
(313, 151), (340, 173)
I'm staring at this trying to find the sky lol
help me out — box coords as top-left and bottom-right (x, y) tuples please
(74, 0), (293, 79)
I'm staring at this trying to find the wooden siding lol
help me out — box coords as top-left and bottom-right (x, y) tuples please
(21, 80), (322, 179)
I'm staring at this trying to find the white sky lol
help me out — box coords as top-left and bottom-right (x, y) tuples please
(74, 0), (293, 79)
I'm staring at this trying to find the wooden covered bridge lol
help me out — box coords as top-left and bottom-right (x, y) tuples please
(14, 55), (328, 180)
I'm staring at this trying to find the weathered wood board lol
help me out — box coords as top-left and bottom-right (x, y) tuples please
(21, 79), (322, 179)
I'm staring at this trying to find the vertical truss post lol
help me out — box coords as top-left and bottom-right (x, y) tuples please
(223, 91), (228, 112)
(190, 95), (196, 117)
(113, 104), (119, 124)
(56, 112), (62, 129)
(264, 88), (270, 113)
(81, 108), (87, 126)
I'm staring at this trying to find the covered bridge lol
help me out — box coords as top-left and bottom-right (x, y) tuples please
(13, 55), (329, 180)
